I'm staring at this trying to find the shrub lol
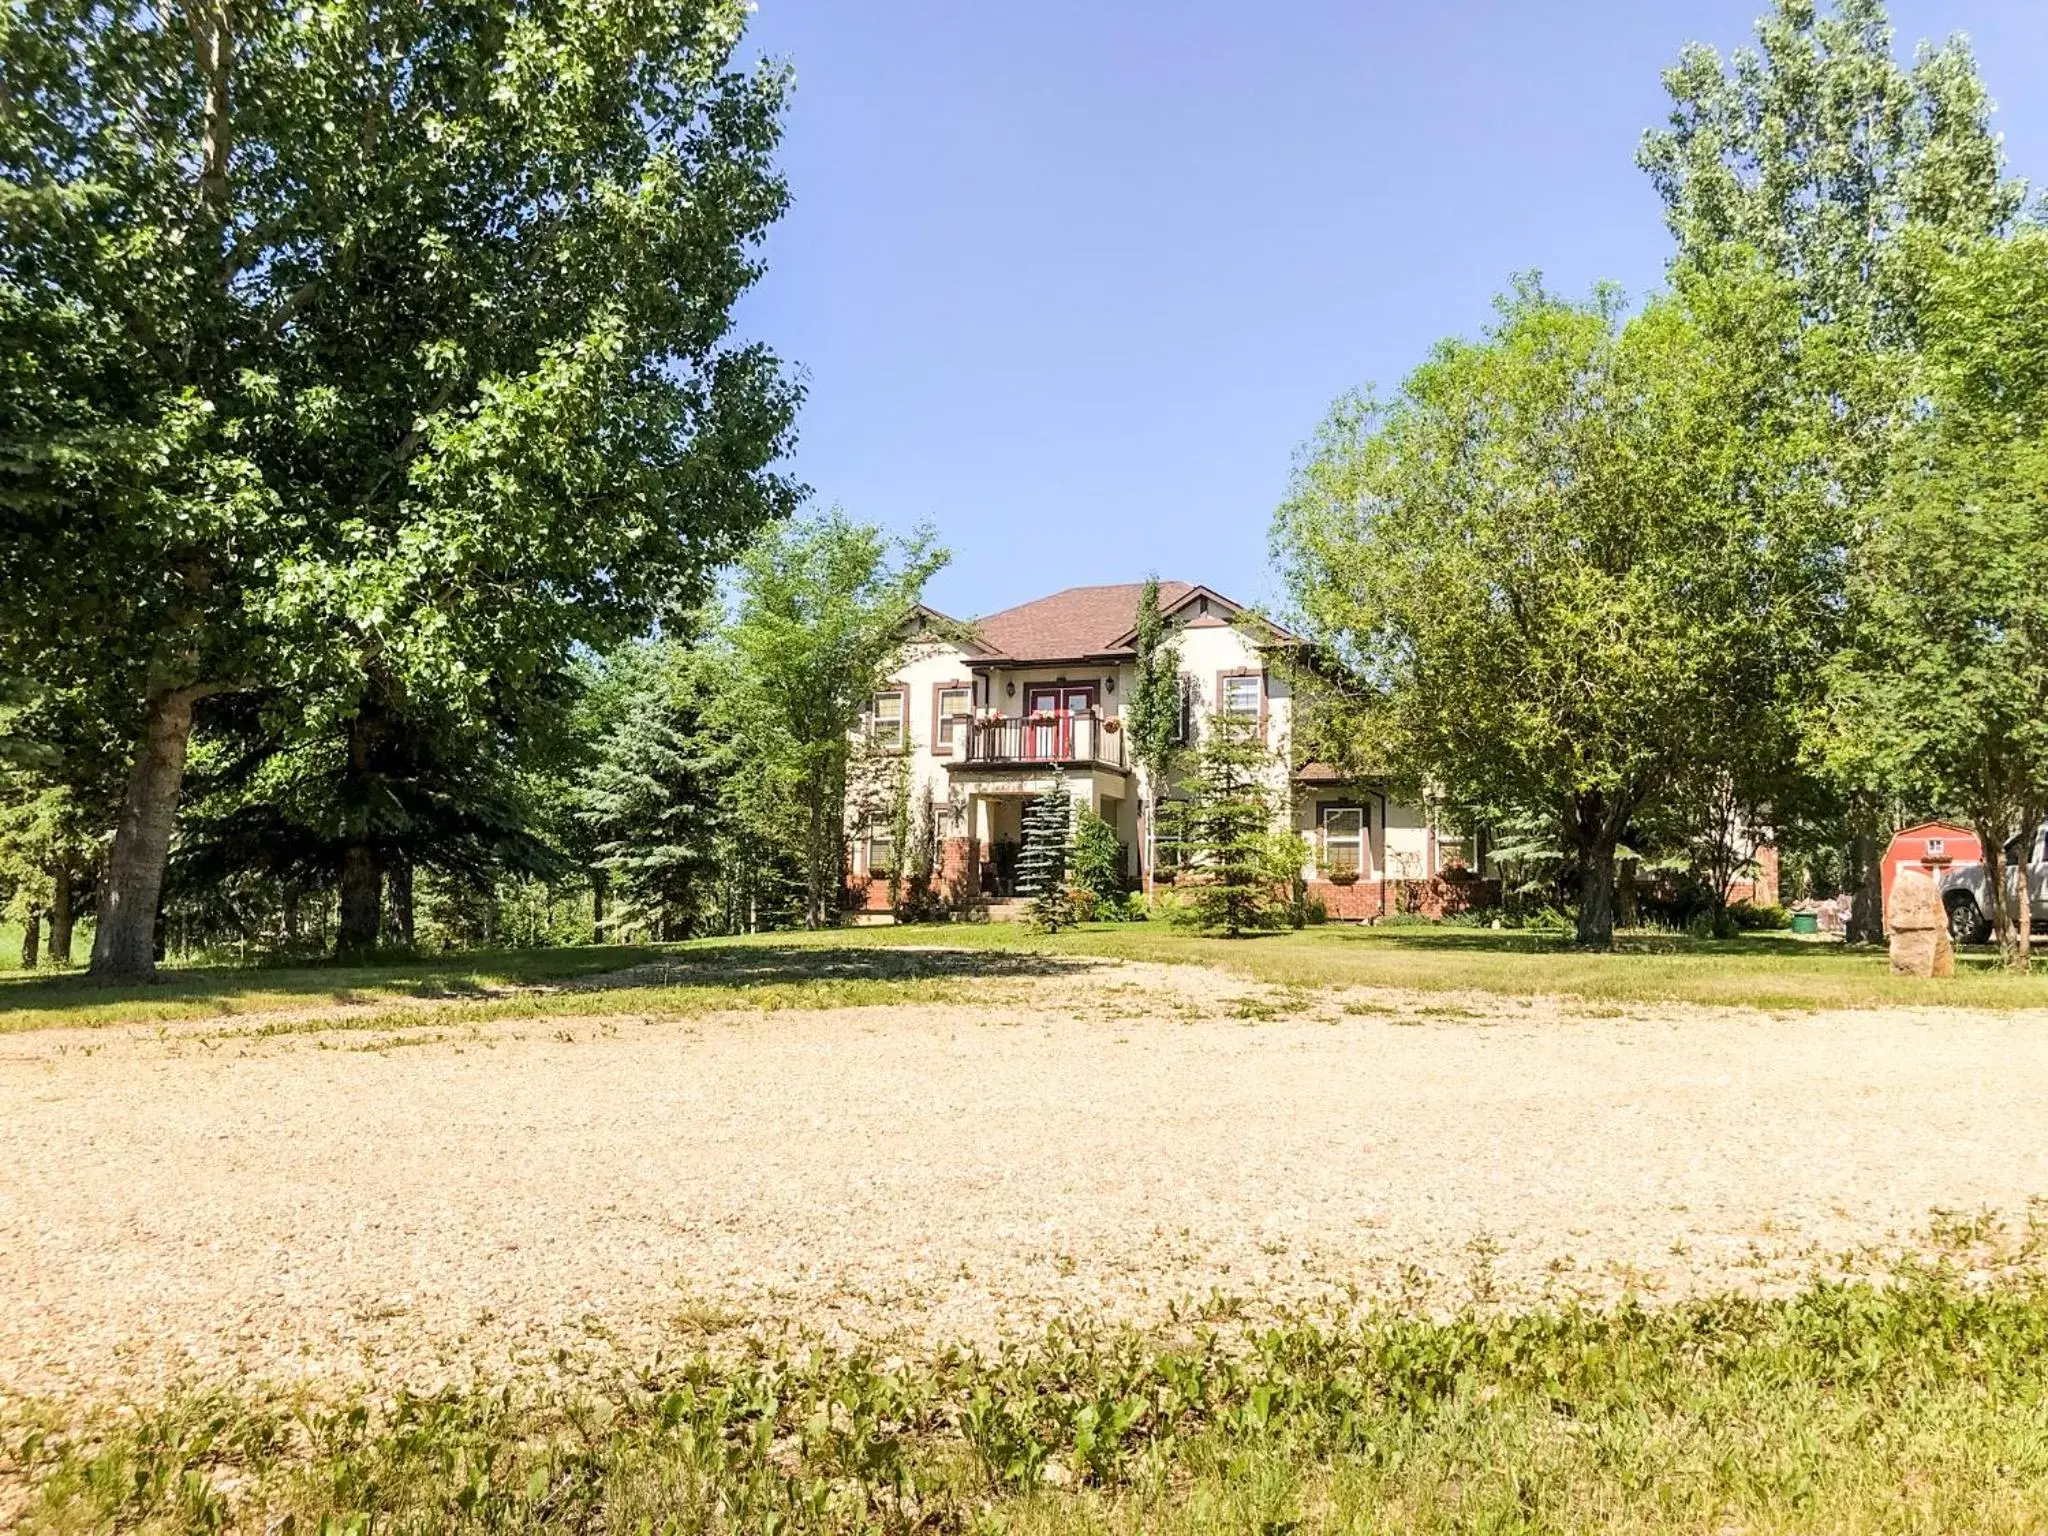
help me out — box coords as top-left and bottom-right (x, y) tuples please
(1727, 900), (1792, 931)
(1070, 808), (1126, 910)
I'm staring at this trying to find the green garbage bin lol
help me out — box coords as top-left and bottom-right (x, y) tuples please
(1790, 911), (1819, 935)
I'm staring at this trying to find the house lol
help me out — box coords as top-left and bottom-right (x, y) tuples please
(843, 581), (1494, 920)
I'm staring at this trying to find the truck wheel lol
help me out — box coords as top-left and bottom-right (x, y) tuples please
(1945, 893), (1991, 946)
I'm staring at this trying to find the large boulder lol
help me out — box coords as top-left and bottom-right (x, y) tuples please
(1888, 866), (1955, 978)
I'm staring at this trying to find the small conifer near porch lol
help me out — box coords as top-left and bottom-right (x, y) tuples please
(1017, 774), (1076, 932)
(1173, 713), (1282, 936)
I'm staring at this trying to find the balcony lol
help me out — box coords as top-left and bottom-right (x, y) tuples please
(950, 710), (1128, 772)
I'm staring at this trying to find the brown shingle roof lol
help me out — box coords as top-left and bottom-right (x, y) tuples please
(972, 582), (1195, 663)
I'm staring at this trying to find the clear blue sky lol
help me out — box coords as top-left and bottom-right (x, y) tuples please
(734, 1), (2048, 618)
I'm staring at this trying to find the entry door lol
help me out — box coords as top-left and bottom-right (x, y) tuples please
(1026, 688), (1061, 759)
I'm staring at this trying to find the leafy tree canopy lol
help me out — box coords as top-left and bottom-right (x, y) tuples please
(0, 0), (800, 975)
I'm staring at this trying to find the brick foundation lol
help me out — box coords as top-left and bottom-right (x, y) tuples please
(1306, 876), (1503, 923)
(1726, 844), (1781, 908)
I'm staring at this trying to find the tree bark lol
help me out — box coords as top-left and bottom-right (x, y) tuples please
(1845, 831), (1885, 944)
(1571, 791), (1620, 948)
(336, 840), (383, 957)
(591, 870), (608, 944)
(19, 906), (40, 969)
(386, 852), (415, 949)
(90, 685), (205, 982)
(46, 867), (73, 965)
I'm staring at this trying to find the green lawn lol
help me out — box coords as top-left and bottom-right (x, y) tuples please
(0, 940), (1074, 1033)
(739, 919), (2048, 1011)
(12, 1266), (2048, 1534)
(7, 920), (2048, 1031)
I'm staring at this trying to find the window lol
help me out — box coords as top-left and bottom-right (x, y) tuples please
(873, 690), (906, 750)
(1154, 798), (1189, 870)
(1221, 672), (1262, 721)
(934, 685), (971, 753)
(1171, 675), (1194, 745)
(1321, 805), (1364, 876)
(868, 833), (895, 877)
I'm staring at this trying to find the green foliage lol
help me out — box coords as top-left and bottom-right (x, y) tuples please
(720, 513), (948, 929)
(1070, 807), (1127, 913)
(1170, 714), (1283, 936)
(1124, 576), (1183, 889)
(0, 0), (800, 976)
(1274, 271), (1837, 947)
(1018, 775), (1076, 933)
(16, 1267), (2048, 1533)
(1829, 228), (2048, 967)
(1640, 0), (2021, 340)
(575, 642), (726, 942)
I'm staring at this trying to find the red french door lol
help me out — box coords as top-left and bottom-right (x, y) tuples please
(1025, 687), (1094, 760)
(1026, 688), (1061, 758)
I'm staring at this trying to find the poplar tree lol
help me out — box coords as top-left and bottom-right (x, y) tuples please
(1124, 576), (1183, 891)
(0, 1), (799, 978)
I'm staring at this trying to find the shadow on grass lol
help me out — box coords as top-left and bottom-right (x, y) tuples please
(0, 944), (667, 1017)
(586, 942), (1103, 992)
(1316, 926), (1875, 962)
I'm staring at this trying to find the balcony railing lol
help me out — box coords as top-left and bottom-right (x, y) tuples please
(951, 710), (1128, 771)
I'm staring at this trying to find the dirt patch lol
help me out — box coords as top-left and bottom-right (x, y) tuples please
(3, 963), (2045, 1402)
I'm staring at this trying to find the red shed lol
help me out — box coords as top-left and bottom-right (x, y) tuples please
(1882, 820), (1980, 928)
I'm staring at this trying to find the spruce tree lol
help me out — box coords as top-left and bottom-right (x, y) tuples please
(576, 648), (722, 941)
(1177, 714), (1281, 936)
(1017, 773), (1076, 932)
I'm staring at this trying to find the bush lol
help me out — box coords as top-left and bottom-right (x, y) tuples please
(1727, 900), (1792, 931)
(1303, 896), (1329, 925)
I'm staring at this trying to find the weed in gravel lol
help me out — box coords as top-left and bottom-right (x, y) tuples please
(10, 1267), (2048, 1534)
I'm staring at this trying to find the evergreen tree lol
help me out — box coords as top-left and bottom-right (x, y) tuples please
(1174, 714), (1281, 936)
(576, 646), (723, 941)
(1017, 774), (1075, 932)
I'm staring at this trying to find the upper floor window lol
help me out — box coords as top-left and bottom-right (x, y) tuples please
(1172, 675), (1194, 745)
(1221, 672), (1262, 722)
(873, 689), (907, 750)
(934, 685), (971, 753)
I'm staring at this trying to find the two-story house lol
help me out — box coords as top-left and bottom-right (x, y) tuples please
(846, 581), (1493, 919)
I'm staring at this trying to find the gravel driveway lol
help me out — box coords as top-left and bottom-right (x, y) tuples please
(4, 961), (2046, 1399)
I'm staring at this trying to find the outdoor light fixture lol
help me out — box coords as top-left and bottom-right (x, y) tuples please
(1005, 681), (1015, 696)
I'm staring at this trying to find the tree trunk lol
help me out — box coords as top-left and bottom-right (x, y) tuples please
(386, 852), (415, 949)
(282, 887), (301, 945)
(336, 840), (382, 957)
(2014, 844), (2034, 972)
(1845, 830), (1884, 944)
(19, 906), (41, 968)
(90, 685), (205, 982)
(1571, 792), (1619, 948)
(46, 867), (73, 966)
(591, 870), (608, 944)
(1576, 844), (1618, 948)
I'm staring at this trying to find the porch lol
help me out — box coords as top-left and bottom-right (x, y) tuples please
(956, 780), (1137, 899)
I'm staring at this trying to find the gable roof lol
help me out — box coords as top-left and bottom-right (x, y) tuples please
(972, 582), (1197, 663)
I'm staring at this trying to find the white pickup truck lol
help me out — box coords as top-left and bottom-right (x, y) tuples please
(1937, 826), (2048, 944)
